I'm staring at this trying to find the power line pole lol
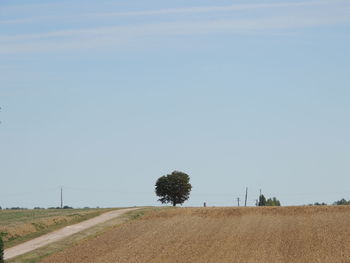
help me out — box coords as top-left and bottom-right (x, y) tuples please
(244, 187), (248, 207)
(60, 187), (63, 209)
(237, 197), (240, 207)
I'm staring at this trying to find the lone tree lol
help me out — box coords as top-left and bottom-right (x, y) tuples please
(0, 235), (4, 263)
(155, 171), (192, 206)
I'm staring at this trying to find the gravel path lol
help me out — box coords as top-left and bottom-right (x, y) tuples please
(4, 208), (138, 260)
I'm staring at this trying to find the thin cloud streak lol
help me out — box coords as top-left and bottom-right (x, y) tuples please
(89, 1), (320, 17)
(0, 16), (54, 25)
(1, 13), (349, 54)
(0, 0), (341, 25)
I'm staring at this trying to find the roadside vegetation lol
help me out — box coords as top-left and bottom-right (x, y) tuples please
(0, 208), (114, 248)
(6, 207), (156, 263)
(0, 236), (4, 263)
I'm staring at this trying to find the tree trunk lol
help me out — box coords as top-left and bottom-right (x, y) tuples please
(173, 202), (176, 207)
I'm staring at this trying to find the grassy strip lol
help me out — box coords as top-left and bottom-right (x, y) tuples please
(2, 209), (115, 248)
(6, 207), (157, 263)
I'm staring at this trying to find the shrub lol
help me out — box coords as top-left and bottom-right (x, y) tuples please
(0, 235), (4, 263)
(266, 197), (281, 206)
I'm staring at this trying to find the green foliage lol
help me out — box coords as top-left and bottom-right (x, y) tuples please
(266, 197), (281, 206)
(0, 235), (4, 263)
(258, 195), (281, 206)
(155, 171), (192, 206)
(258, 194), (266, 206)
(312, 202), (327, 206)
(333, 198), (350, 205)
(0, 208), (110, 248)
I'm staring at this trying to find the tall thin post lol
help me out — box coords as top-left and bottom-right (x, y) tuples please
(237, 197), (240, 207)
(244, 187), (248, 207)
(60, 187), (63, 209)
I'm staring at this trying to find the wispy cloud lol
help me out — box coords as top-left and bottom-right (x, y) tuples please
(0, 0), (340, 25)
(0, 0), (349, 54)
(88, 2), (319, 18)
(0, 16), (53, 25)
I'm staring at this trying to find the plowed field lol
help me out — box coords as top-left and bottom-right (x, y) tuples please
(41, 206), (350, 263)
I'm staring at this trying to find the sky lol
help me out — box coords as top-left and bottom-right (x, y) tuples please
(1, 0), (350, 208)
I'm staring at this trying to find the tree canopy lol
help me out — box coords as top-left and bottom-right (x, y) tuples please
(266, 197), (281, 206)
(333, 198), (350, 205)
(258, 195), (281, 206)
(155, 171), (192, 206)
(258, 194), (267, 206)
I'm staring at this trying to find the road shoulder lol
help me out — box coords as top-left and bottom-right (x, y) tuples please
(5, 208), (147, 263)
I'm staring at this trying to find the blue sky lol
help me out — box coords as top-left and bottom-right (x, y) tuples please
(1, 0), (350, 208)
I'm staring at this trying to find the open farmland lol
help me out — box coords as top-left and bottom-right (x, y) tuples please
(0, 208), (114, 248)
(41, 206), (350, 263)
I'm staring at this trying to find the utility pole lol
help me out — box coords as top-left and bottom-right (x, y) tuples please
(244, 187), (248, 207)
(60, 186), (63, 209)
(237, 197), (240, 207)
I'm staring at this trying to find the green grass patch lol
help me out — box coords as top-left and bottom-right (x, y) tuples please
(0, 208), (115, 248)
(6, 207), (159, 263)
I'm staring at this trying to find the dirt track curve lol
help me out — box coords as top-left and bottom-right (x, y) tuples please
(4, 208), (137, 260)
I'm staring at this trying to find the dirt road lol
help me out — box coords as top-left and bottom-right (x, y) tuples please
(4, 208), (137, 260)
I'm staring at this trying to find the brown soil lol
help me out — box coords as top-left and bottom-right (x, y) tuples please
(0, 208), (112, 247)
(41, 206), (350, 263)
(4, 208), (137, 260)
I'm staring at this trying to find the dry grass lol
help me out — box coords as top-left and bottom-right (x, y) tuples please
(41, 206), (350, 263)
(0, 208), (113, 248)
(7, 208), (153, 263)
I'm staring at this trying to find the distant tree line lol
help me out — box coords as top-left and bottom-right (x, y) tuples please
(308, 199), (350, 206)
(0, 206), (74, 210)
(257, 195), (350, 207)
(333, 199), (350, 205)
(0, 207), (28, 210)
(47, 206), (73, 209)
(309, 202), (327, 206)
(258, 195), (281, 206)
